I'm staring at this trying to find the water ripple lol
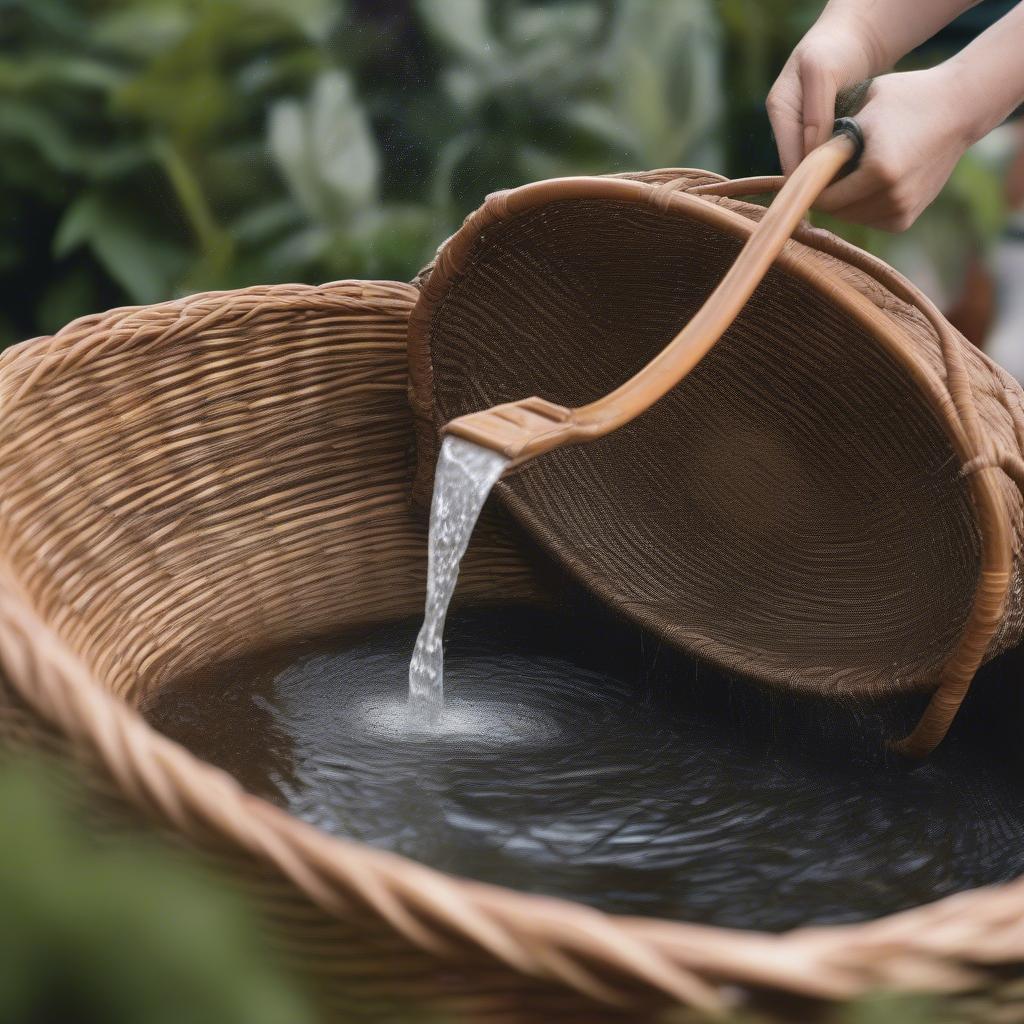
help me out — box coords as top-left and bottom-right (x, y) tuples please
(149, 606), (1024, 932)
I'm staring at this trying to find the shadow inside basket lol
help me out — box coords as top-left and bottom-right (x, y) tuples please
(145, 596), (1024, 934)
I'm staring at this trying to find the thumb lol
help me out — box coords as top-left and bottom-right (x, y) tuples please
(799, 54), (839, 158)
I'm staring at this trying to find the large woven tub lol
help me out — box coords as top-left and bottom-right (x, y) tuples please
(1, 278), (1023, 1021)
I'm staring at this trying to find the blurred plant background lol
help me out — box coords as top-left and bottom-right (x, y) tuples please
(0, 0), (1011, 349)
(0, 1), (1019, 1020)
(0, 756), (317, 1024)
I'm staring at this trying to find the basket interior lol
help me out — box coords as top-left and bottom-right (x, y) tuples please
(0, 283), (542, 705)
(424, 199), (982, 697)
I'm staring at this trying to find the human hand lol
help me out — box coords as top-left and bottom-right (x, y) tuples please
(767, 1), (988, 233)
(768, 0), (1024, 231)
(812, 66), (976, 231)
(766, 9), (885, 176)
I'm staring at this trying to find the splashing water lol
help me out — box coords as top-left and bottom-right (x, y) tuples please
(408, 435), (509, 725)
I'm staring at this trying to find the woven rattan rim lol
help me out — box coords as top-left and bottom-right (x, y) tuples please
(1, 282), (1024, 1013)
(408, 169), (1024, 758)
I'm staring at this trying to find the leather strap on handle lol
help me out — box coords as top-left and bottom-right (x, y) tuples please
(445, 124), (861, 462)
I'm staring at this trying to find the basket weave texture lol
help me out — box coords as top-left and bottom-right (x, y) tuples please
(0, 237), (1024, 1017)
(409, 167), (1024, 754)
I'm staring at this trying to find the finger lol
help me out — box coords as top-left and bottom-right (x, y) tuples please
(799, 54), (837, 157)
(767, 82), (805, 176)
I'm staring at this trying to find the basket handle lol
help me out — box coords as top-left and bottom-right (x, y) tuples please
(689, 175), (806, 200)
(444, 121), (862, 463)
(690, 117), (864, 202)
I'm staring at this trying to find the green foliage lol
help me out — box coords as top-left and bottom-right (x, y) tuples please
(267, 66), (436, 279)
(0, 0), (726, 345)
(0, 0), (1010, 347)
(0, 755), (316, 1024)
(716, 0), (822, 169)
(1, 0), (340, 341)
(417, 0), (721, 197)
(838, 991), (940, 1024)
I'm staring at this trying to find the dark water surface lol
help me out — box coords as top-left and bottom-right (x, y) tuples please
(147, 605), (1024, 931)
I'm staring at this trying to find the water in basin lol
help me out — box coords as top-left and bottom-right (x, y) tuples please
(147, 604), (1024, 931)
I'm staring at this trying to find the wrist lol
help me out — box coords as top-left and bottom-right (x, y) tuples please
(938, 55), (995, 148)
(815, 3), (895, 78)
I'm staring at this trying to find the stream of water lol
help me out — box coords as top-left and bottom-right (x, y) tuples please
(407, 435), (509, 726)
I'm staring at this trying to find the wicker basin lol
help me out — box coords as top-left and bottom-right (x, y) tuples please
(0, 279), (1022, 1021)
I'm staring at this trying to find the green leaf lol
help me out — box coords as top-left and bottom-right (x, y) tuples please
(417, 0), (495, 62)
(0, 756), (317, 1024)
(0, 55), (126, 92)
(506, 3), (602, 51)
(605, 0), (722, 168)
(4, 0), (89, 38)
(268, 70), (379, 224)
(267, 98), (319, 217)
(91, 4), (193, 59)
(229, 200), (303, 245)
(0, 100), (146, 178)
(54, 191), (188, 304)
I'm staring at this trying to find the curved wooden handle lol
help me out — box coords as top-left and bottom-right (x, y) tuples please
(445, 128), (861, 464)
(689, 175), (788, 200)
(573, 130), (858, 437)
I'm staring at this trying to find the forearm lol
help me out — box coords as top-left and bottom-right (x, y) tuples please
(945, 2), (1024, 145)
(817, 0), (984, 76)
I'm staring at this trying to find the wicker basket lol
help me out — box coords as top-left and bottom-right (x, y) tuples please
(1, 251), (1024, 1017)
(409, 166), (1024, 758)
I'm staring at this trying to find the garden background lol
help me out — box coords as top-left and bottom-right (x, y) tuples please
(2, 0), (1013, 350)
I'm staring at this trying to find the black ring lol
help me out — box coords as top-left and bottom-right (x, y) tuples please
(832, 116), (864, 175)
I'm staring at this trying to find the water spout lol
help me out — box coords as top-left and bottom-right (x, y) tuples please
(408, 435), (509, 724)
